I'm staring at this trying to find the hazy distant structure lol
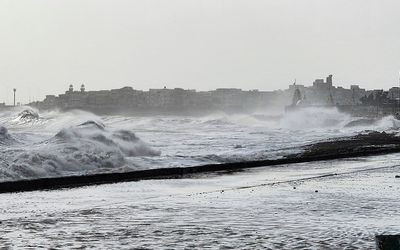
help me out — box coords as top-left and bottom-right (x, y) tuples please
(284, 74), (372, 108)
(289, 80), (303, 107)
(388, 87), (400, 100)
(327, 75), (333, 85)
(31, 85), (276, 114)
(304, 74), (359, 106)
(328, 91), (334, 106)
(31, 75), (362, 114)
(291, 88), (302, 106)
(313, 74), (333, 89)
(284, 74), (400, 117)
(28, 74), (400, 115)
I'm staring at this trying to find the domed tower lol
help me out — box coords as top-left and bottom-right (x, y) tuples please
(69, 84), (74, 92)
(80, 84), (85, 93)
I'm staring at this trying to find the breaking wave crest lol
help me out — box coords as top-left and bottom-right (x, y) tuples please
(53, 120), (160, 157)
(0, 119), (160, 181)
(18, 108), (40, 120)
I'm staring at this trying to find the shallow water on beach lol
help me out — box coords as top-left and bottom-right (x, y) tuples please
(1, 154), (400, 248)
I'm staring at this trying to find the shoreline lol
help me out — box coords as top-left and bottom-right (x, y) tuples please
(0, 131), (399, 194)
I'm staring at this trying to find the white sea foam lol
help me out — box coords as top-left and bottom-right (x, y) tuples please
(0, 107), (399, 181)
(0, 113), (161, 181)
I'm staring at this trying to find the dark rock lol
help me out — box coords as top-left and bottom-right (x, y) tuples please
(296, 131), (400, 160)
(376, 235), (400, 250)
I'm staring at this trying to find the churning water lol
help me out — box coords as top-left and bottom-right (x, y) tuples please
(1, 107), (400, 248)
(0, 106), (399, 181)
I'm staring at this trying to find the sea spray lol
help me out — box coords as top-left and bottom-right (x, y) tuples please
(1, 107), (400, 181)
(0, 119), (160, 181)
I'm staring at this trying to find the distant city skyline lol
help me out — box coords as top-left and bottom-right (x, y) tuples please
(2, 73), (400, 106)
(1, 0), (400, 104)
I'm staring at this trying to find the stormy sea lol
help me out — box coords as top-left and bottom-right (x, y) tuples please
(1, 107), (400, 248)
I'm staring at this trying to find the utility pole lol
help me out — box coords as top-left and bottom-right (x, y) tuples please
(13, 88), (16, 107)
(396, 72), (400, 118)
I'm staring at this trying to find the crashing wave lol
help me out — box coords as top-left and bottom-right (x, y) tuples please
(344, 118), (377, 128)
(54, 121), (160, 157)
(0, 120), (160, 181)
(278, 107), (351, 130)
(78, 120), (105, 130)
(344, 116), (400, 131)
(18, 109), (39, 120)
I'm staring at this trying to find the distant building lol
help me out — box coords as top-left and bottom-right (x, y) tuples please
(388, 87), (400, 100)
(313, 74), (333, 89)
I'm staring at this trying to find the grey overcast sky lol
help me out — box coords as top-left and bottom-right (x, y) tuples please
(1, 0), (400, 104)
